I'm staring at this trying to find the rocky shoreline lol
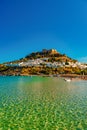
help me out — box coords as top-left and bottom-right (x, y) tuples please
(60, 74), (87, 80)
(0, 73), (87, 80)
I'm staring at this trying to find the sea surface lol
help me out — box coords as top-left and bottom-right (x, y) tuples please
(0, 76), (87, 130)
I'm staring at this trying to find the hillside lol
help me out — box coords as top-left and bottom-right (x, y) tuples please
(0, 49), (87, 76)
(4, 49), (77, 64)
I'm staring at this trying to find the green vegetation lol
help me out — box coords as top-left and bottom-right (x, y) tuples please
(0, 64), (9, 72)
(0, 65), (85, 76)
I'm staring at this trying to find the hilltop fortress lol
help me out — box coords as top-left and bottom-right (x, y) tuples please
(42, 49), (58, 54)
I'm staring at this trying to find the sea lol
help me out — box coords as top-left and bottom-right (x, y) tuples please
(0, 76), (87, 129)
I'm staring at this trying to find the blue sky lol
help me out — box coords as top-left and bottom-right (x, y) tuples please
(0, 0), (87, 63)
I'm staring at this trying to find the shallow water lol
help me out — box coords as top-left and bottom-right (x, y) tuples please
(0, 76), (87, 129)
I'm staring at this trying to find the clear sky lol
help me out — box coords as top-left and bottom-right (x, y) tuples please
(0, 0), (87, 63)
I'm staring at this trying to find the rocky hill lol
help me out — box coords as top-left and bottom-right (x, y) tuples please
(0, 49), (87, 76)
(4, 49), (77, 65)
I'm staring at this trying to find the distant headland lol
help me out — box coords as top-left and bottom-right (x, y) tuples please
(0, 49), (87, 79)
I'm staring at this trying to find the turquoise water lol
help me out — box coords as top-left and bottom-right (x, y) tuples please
(0, 76), (87, 129)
